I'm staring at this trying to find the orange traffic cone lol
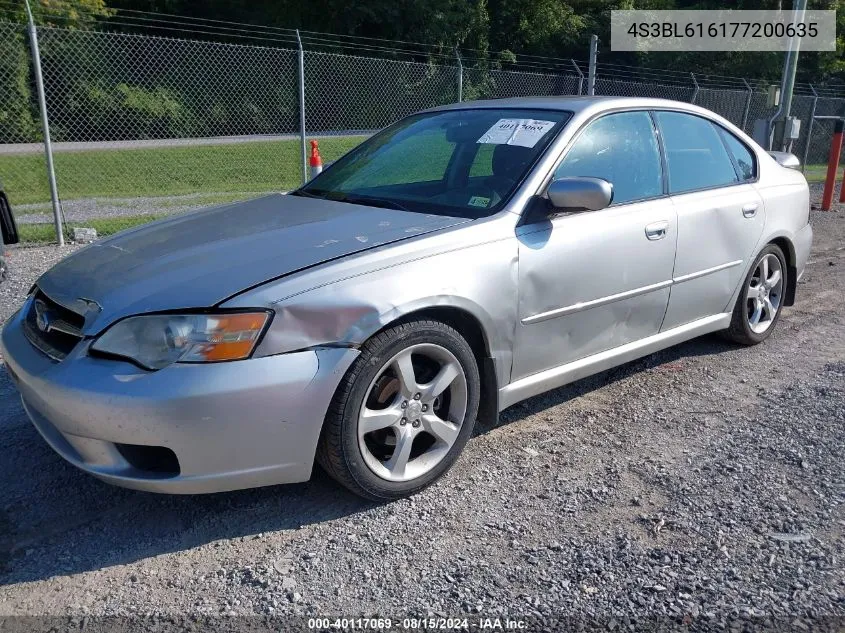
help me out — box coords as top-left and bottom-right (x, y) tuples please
(310, 140), (323, 179)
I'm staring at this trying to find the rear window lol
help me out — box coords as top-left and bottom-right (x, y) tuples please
(654, 111), (739, 194)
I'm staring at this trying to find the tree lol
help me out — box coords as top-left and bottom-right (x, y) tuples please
(0, 0), (112, 26)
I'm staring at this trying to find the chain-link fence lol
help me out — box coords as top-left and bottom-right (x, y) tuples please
(0, 20), (48, 231)
(1, 18), (845, 243)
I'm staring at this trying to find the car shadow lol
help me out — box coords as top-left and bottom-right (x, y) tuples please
(0, 333), (736, 585)
(488, 332), (736, 429)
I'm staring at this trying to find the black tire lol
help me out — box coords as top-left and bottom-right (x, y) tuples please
(724, 243), (787, 345)
(316, 319), (480, 500)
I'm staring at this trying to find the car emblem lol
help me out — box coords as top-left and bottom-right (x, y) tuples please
(34, 299), (53, 333)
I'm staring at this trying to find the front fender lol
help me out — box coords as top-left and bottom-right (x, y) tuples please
(224, 237), (520, 388)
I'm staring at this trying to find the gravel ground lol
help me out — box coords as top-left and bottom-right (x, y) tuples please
(0, 190), (843, 631)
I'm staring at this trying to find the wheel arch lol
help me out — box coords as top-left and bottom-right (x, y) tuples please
(767, 235), (797, 306)
(375, 306), (500, 427)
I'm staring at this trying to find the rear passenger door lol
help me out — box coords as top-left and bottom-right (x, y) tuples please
(655, 111), (765, 330)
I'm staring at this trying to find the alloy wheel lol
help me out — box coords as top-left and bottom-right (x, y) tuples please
(357, 343), (468, 482)
(746, 253), (783, 334)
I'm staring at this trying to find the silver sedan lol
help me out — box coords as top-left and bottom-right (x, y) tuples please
(1, 97), (812, 500)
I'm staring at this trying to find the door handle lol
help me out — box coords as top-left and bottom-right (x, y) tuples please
(645, 221), (669, 241)
(742, 203), (759, 218)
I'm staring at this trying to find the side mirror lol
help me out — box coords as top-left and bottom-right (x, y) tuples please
(767, 151), (800, 170)
(547, 177), (613, 212)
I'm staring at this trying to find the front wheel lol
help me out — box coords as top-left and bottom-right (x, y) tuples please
(316, 319), (480, 500)
(724, 244), (787, 345)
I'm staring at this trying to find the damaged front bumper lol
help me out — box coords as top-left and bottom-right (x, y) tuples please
(1, 307), (358, 493)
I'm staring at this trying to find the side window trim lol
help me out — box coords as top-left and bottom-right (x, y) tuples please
(548, 109), (665, 207)
(648, 110), (670, 196)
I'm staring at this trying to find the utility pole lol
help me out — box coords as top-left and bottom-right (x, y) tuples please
(587, 35), (598, 96)
(25, 0), (63, 245)
(770, 0), (808, 151)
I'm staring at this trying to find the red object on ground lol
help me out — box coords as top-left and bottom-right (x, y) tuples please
(839, 127), (845, 203)
(309, 139), (323, 178)
(822, 119), (844, 210)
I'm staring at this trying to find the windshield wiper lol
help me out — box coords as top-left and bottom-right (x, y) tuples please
(288, 189), (325, 199)
(290, 189), (412, 212)
(332, 194), (411, 212)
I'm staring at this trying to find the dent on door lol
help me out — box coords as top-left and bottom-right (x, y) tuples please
(513, 198), (678, 381)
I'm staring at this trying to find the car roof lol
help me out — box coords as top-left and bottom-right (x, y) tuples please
(427, 95), (707, 116)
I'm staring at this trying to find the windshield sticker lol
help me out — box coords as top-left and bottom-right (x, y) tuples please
(477, 119), (556, 148)
(468, 196), (491, 208)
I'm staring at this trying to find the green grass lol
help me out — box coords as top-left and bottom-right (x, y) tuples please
(803, 164), (831, 183)
(18, 214), (164, 243)
(0, 136), (366, 205)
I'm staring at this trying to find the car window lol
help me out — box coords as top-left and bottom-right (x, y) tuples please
(553, 111), (662, 205)
(342, 128), (455, 189)
(719, 128), (756, 181)
(299, 108), (570, 218)
(655, 111), (739, 193)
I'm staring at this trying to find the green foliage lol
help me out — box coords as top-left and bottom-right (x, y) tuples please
(1, 0), (843, 149)
(62, 82), (192, 140)
(101, 0), (842, 85)
(0, 0), (113, 26)
(0, 29), (38, 143)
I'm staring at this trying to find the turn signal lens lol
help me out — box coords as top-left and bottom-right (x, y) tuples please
(194, 313), (270, 362)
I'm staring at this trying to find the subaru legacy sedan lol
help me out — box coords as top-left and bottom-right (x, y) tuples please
(1, 97), (812, 500)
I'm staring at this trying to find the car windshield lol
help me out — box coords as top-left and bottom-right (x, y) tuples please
(295, 108), (571, 218)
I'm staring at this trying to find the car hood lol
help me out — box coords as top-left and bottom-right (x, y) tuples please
(36, 194), (469, 334)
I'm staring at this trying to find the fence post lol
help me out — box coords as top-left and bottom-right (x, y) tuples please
(587, 35), (597, 96)
(25, 0), (63, 245)
(821, 119), (843, 211)
(571, 59), (583, 96)
(296, 30), (307, 185)
(455, 48), (463, 103)
(801, 84), (818, 172)
(690, 73), (699, 104)
(741, 78), (753, 132)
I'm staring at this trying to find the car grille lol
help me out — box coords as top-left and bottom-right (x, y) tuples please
(22, 289), (85, 361)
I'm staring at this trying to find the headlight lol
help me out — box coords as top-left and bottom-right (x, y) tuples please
(90, 311), (271, 370)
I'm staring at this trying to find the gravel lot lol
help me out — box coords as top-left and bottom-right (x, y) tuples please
(0, 191), (843, 631)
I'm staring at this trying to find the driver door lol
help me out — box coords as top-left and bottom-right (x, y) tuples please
(512, 110), (678, 381)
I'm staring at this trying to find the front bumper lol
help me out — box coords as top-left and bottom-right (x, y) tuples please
(1, 307), (358, 493)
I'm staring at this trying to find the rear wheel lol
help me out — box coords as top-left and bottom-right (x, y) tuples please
(724, 244), (787, 345)
(316, 319), (480, 500)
